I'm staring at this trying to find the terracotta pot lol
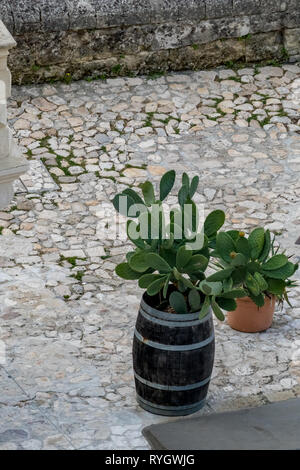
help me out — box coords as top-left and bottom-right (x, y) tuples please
(227, 296), (276, 333)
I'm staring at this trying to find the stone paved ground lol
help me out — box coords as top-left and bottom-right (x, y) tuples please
(0, 64), (300, 450)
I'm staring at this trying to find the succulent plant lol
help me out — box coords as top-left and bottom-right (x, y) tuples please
(209, 227), (299, 308)
(113, 171), (246, 320)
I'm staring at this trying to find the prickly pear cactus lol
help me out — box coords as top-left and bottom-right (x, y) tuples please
(211, 227), (298, 307)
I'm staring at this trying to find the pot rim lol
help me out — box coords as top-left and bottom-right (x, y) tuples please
(236, 295), (276, 304)
(141, 292), (212, 323)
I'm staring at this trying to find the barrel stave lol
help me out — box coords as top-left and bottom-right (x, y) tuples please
(137, 306), (214, 345)
(135, 381), (210, 409)
(133, 338), (214, 385)
(133, 298), (215, 416)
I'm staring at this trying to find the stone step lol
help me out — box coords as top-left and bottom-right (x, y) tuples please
(143, 398), (300, 450)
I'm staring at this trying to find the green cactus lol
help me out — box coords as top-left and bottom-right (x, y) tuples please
(204, 210), (226, 238)
(176, 245), (193, 271)
(114, 171), (298, 315)
(188, 289), (201, 312)
(262, 254), (288, 271)
(253, 272), (269, 291)
(248, 227), (265, 259)
(147, 276), (169, 296)
(159, 169), (175, 201)
(216, 232), (236, 263)
(262, 261), (297, 280)
(113, 171), (242, 320)
(210, 226), (298, 307)
(236, 237), (251, 259)
(258, 229), (271, 262)
(211, 297), (225, 321)
(169, 291), (188, 314)
(129, 252), (151, 272)
(115, 263), (143, 280)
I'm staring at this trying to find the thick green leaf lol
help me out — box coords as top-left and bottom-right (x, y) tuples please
(138, 274), (164, 289)
(216, 232), (236, 263)
(236, 237), (251, 259)
(151, 239), (159, 250)
(216, 297), (237, 311)
(115, 263), (141, 280)
(160, 170), (176, 201)
(190, 271), (206, 282)
(204, 210), (225, 238)
(122, 188), (145, 207)
(189, 176), (199, 198)
(223, 277), (233, 292)
(140, 181), (155, 206)
(147, 276), (168, 296)
(188, 289), (201, 312)
(126, 251), (135, 262)
(182, 173), (190, 190)
(199, 296), (211, 319)
(177, 274), (195, 289)
(222, 289), (247, 299)
(245, 273), (260, 296)
(184, 254), (209, 273)
(248, 228), (265, 260)
(138, 274), (165, 288)
(206, 268), (233, 282)
(253, 272), (268, 291)
(249, 293), (265, 307)
(262, 254), (289, 271)
(247, 261), (261, 274)
(159, 248), (176, 268)
(226, 230), (240, 241)
(129, 252), (150, 273)
(211, 298), (225, 321)
(126, 220), (146, 249)
(231, 266), (247, 284)
(262, 261), (296, 280)
(169, 291), (188, 314)
(178, 280), (188, 292)
(267, 278), (286, 295)
(173, 267), (181, 280)
(183, 198), (198, 234)
(176, 245), (193, 271)
(145, 253), (171, 272)
(258, 229), (271, 262)
(231, 253), (247, 267)
(178, 184), (189, 207)
(163, 274), (171, 298)
(199, 281), (212, 295)
(199, 280), (222, 296)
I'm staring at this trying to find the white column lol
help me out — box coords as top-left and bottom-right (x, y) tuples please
(0, 20), (28, 209)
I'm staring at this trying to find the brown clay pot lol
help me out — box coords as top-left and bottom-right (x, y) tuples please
(227, 295), (276, 333)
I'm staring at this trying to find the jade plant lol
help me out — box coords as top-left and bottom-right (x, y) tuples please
(112, 171), (247, 320)
(209, 228), (299, 307)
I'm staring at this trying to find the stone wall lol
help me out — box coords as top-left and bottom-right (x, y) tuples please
(0, 0), (299, 84)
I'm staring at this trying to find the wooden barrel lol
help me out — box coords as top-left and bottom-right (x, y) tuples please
(133, 293), (215, 416)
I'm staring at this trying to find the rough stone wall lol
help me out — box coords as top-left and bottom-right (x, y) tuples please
(0, 0), (299, 84)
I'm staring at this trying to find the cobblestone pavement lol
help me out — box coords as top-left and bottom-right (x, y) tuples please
(0, 64), (300, 449)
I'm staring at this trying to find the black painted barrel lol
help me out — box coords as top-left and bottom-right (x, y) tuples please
(133, 293), (215, 416)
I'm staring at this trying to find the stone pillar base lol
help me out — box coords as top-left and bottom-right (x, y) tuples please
(0, 20), (28, 209)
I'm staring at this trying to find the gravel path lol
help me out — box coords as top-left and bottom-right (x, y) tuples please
(0, 63), (300, 449)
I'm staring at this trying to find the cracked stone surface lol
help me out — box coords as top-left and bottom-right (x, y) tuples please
(0, 63), (300, 449)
